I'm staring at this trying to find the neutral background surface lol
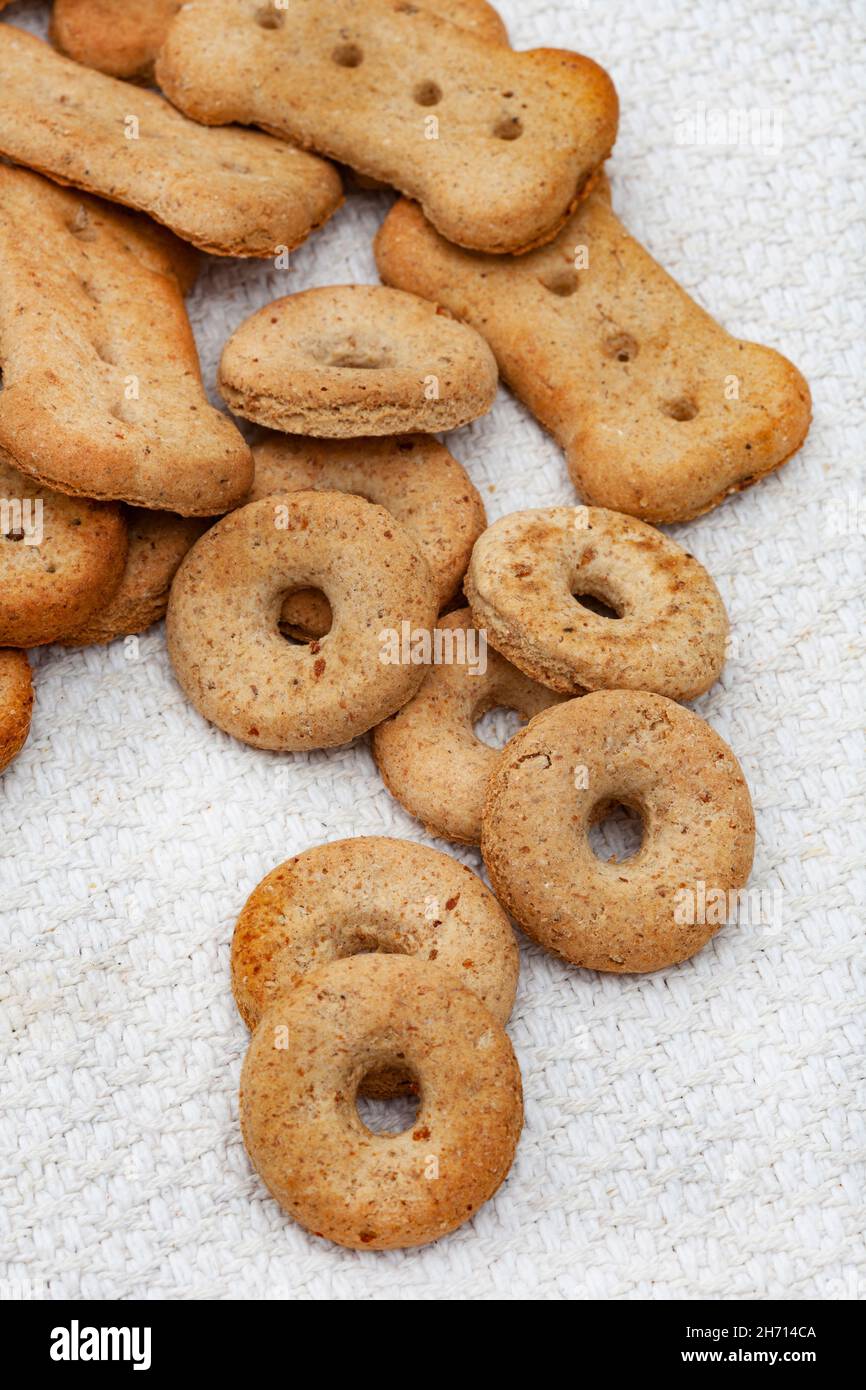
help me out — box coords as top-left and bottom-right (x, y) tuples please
(1, 0), (863, 1301)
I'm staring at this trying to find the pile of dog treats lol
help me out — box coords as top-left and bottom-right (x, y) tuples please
(0, 1), (810, 1251)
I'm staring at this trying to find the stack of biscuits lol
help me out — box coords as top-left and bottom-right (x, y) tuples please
(0, 1), (811, 1250)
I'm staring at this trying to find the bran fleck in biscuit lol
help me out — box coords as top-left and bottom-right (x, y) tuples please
(0, 456), (128, 648)
(219, 286), (498, 436)
(156, 0), (618, 254)
(0, 650), (34, 775)
(376, 185), (812, 522)
(51, 0), (507, 81)
(247, 432), (486, 638)
(0, 24), (342, 258)
(60, 509), (210, 647)
(464, 506), (729, 700)
(0, 166), (252, 515)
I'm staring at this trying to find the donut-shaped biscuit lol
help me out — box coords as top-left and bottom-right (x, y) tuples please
(61, 508), (209, 646)
(241, 954), (523, 1249)
(219, 285), (498, 437)
(0, 457), (127, 647)
(232, 836), (518, 1047)
(465, 506), (728, 700)
(482, 691), (755, 972)
(166, 490), (438, 750)
(0, 649), (33, 774)
(373, 610), (565, 844)
(247, 434), (487, 639)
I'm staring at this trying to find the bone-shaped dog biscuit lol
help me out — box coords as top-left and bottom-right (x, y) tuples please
(51, 0), (507, 79)
(0, 25), (342, 258)
(375, 187), (812, 522)
(0, 166), (252, 515)
(156, 0), (618, 254)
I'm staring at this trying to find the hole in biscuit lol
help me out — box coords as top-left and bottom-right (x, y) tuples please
(356, 1085), (420, 1137)
(604, 332), (639, 363)
(539, 268), (580, 297)
(571, 590), (622, 620)
(278, 587), (333, 644)
(311, 337), (393, 370)
(494, 114), (523, 141)
(474, 706), (523, 750)
(413, 80), (442, 106)
(663, 397), (699, 422)
(255, 5), (284, 28)
(332, 41), (363, 67)
(587, 802), (644, 863)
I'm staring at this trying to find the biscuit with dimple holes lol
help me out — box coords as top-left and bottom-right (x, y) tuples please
(373, 610), (566, 844)
(240, 954), (523, 1249)
(0, 650), (34, 775)
(0, 166), (252, 515)
(375, 187), (812, 522)
(0, 457), (128, 648)
(482, 691), (756, 972)
(166, 490), (438, 750)
(51, 0), (507, 81)
(231, 835), (519, 1092)
(0, 25), (342, 258)
(465, 506), (729, 701)
(247, 433), (486, 639)
(156, 0), (618, 255)
(219, 285), (498, 437)
(60, 509), (210, 647)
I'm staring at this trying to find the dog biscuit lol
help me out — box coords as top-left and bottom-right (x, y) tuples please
(376, 186), (812, 522)
(465, 506), (729, 700)
(166, 491), (438, 750)
(0, 456), (128, 648)
(231, 836), (519, 1080)
(60, 509), (210, 647)
(156, 0), (618, 254)
(219, 285), (498, 437)
(247, 433), (486, 638)
(0, 166), (252, 515)
(0, 650), (34, 776)
(240, 954), (523, 1249)
(51, 0), (507, 80)
(0, 25), (342, 258)
(482, 691), (756, 972)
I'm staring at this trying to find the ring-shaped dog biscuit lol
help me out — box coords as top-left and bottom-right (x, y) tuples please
(373, 610), (566, 844)
(481, 691), (755, 972)
(0, 649), (34, 774)
(248, 433), (486, 638)
(240, 954), (523, 1249)
(166, 490), (438, 750)
(466, 506), (728, 700)
(219, 285), (498, 437)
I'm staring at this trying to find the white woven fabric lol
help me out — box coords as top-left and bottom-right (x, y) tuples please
(1, 0), (863, 1301)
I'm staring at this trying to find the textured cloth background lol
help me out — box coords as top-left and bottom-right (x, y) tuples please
(1, 0), (864, 1301)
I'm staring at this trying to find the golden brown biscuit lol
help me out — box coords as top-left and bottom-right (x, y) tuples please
(51, 0), (507, 80)
(376, 188), (812, 522)
(240, 954), (523, 1249)
(231, 835), (519, 1052)
(0, 25), (342, 258)
(166, 491), (439, 750)
(0, 166), (252, 515)
(219, 285), (499, 436)
(156, 0), (618, 254)
(0, 456), (128, 648)
(373, 610), (565, 844)
(482, 691), (756, 972)
(464, 506), (729, 700)
(246, 433), (486, 639)
(0, 650), (34, 775)
(60, 509), (210, 647)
